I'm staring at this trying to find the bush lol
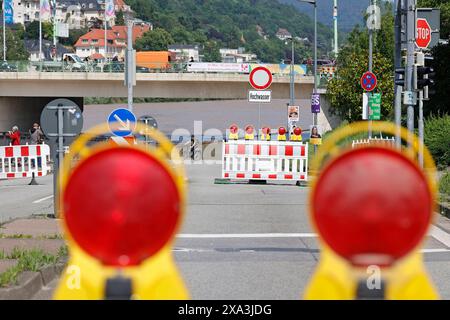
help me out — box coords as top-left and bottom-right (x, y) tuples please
(424, 114), (450, 169)
(440, 171), (450, 197)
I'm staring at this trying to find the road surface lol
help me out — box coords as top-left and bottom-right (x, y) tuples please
(1, 163), (449, 299)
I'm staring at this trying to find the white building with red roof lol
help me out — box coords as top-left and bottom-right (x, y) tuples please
(74, 24), (150, 60)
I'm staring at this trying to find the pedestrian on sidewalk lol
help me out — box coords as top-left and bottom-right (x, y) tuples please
(6, 126), (21, 167)
(29, 123), (44, 168)
(6, 126), (21, 146)
(29, 123), (44, 145)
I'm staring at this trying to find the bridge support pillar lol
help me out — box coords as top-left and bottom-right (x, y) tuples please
(0, 97), (83, 134)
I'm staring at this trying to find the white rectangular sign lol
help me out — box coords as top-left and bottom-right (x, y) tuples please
(56, 23), (69, 38)
(187, 62), (249, 73)
(362, 92), (369, 120)
(248, 90), (272, 103)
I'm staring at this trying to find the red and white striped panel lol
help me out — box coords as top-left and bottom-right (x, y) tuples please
(224, 142), (306, 157)
(0, 145), (45, 158)
(223, 172), (306, 181)
(0, 144), (51, 179)
(109, 136), (137, 146)
(222, 141), (309, 182)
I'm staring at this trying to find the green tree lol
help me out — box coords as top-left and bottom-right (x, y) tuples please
(202, 40), (221, 62)
(115, 10), (126, 26)
(417, 0), (450, 39)
(417, 0), (450, 117)
(0, 27), (30, 61)
(327, 1), (394, 122)
(24, 21), (54, 41)
(328, 52), (394, 122)
(58, 28), (89, 47)
(135, 28), (174, 51)
(125, 0), (332, 62)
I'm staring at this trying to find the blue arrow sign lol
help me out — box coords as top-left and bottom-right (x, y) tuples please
(108, 108), (136, 137)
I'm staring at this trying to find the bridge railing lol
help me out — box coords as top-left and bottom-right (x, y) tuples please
(0, 60), (331, 78)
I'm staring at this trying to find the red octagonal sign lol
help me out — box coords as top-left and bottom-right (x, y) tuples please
(416, 18), (432, 49)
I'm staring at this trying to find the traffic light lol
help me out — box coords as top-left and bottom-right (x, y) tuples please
(414, 65), (435, 90)
(394, 68), (405, 87)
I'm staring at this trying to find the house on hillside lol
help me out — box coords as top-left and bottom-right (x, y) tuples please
(74, 24), (149, 60)
(24, 39), (72, 61)
(275, 28), (292, 41)
(256, 25), (268, 40)
(220, 48), (257, 63)
(168, 44), (200, 62)
(11, 0), (134, 29)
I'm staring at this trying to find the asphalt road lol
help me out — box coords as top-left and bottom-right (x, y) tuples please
(82, 99), (314, 137)
(2, 163), (450, 299)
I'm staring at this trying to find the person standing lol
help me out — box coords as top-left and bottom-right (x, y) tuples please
(6, 126), (21, 146)
(29, 123), (44, 145)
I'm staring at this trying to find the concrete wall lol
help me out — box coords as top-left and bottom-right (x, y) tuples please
(0, 97), (83, 133)
(317, 94), (342, 133)
(0, 73), (315, 99)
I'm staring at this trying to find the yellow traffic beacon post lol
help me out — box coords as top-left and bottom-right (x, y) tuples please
(54, 122), (189, 300)
(304, 121), (439, 300)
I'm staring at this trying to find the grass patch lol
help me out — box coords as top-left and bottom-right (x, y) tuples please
(0, 233), (33, 239)
(36, 234), (64, 240)
(439, 171), (450, 198)
(0, 246), (68, 288)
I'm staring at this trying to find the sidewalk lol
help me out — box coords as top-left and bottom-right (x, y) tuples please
(0, 217), (66, 299)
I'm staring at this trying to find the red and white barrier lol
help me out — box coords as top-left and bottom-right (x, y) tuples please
(222, 140), (308, 182)
(0, 144), (51, 179)
(352, 137), (395, 148)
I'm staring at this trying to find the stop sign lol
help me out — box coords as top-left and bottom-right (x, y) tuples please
(416, 18), (432, 49)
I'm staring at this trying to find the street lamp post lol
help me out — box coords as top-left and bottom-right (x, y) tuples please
(290, 37), (295, 107)
(296, 0), (317, 117)
(295, 0), (318, 135)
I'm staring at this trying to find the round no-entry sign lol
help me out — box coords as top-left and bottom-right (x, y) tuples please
(360, 71), (377, 92)
(416, 18), (432, 49)
(249, 66), (273, 90)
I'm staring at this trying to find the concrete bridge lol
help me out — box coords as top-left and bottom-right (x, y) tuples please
(0, 71), (338, 132)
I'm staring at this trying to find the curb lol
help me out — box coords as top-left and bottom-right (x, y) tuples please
(0, 262), (65, 300)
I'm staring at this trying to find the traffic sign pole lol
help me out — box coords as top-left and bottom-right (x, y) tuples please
(406, 0), (417, 134)
(40, 99), (83, 218)
(126, 20), (135, 112)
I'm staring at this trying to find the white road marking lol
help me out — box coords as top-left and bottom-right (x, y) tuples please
(32, 195), (53, 204)
(177, 233), (318, 239)
(421, 248), (450, 253)
(429, 226), (450, 248)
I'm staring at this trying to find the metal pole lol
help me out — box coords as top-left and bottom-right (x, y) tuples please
(313, 1), (318, 154)
(313, 1), (317, 121)
(368, 0), (374, 139)
(104, 4), (107, 61)
(395, 86), (402, 148)
(2, 0), (6, 61)
(418, 89), (424, 167)
(394, 0), (403, 149)
(127, 20), (134, 111)
(333, 0), (338, 56)
(406, 0), (416, 133)
(290, 38), (294, 106)
(52, 1), (56, 61)
(39, 14), (42, 62)
(54, 104), (64, 217)
(258, 102), (261, 137)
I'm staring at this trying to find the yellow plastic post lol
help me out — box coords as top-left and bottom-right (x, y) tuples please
(53, 123), (189, 300)
(304, 121), (440, 300)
